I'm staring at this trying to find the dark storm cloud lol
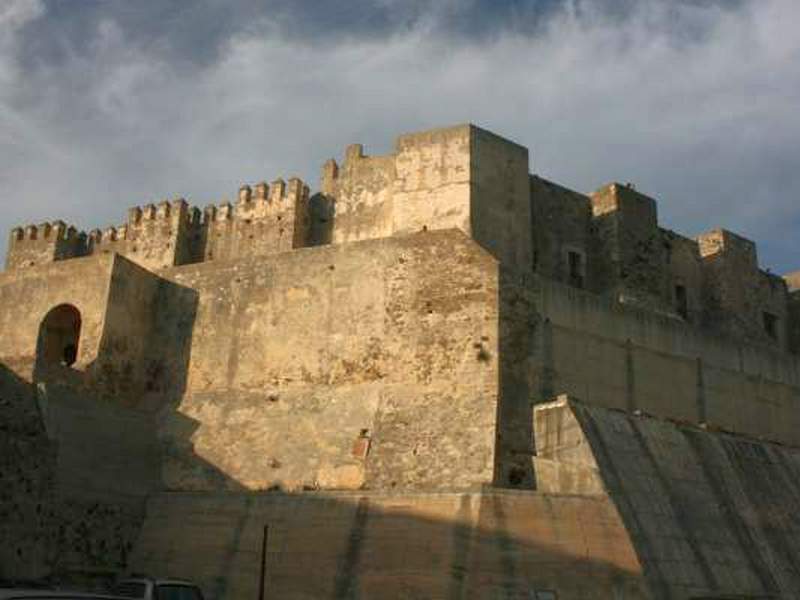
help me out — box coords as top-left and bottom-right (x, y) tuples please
(1, 0), (798, 273)
(16, 0), (744, 66)
(17, 0), (415, 68)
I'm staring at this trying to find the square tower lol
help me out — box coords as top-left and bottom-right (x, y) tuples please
(321, 124), (533, 273)
(589, 183), (664, 307)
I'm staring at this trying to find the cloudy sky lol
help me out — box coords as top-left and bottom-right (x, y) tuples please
(1, 0), (798, 272)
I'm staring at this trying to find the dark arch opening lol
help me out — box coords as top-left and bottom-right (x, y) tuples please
(37, 304), (82, 368)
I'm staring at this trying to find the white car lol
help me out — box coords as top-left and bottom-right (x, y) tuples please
(110, 579), (203, 600)
(0, 591), (127, 600)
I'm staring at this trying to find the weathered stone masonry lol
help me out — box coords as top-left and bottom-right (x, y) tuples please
(3, 123), (800, 599)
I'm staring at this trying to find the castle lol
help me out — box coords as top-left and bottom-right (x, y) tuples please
(2, 124), (800, 599)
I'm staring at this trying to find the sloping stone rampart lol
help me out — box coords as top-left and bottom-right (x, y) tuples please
(535, 396), (800, 600)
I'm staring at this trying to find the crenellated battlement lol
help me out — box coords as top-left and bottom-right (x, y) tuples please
(82, 198), (191, 270)
(111, 177), (311, 266)
(5, 175), (312, 273)
(192, 178), (310, 224)
(3, 123), (798, 356)
(10, 220), (81, 245)
(6, 220), (87, 270)
(120, 198), (190, 229)
(200, 177), (311, 262)
(202, 177), (310, 222)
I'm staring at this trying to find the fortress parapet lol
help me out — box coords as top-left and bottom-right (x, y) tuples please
(696, 229), (789, 346)
(199, 177), (310, 262)
(320, 125), (533, 273)
(6, 220), (86, 270)
(3, 124), (798, 356)
(56, 176), (311, 270)
(87, 198), (193, 270)
(4, 175), (313, 273)
(530, 179), (789, 348)
(589, 183), (663, 307)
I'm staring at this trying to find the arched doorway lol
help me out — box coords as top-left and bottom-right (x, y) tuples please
(36, 304), (82, 368)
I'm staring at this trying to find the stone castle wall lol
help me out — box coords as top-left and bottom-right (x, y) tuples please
(0, 254), (116, 378)
(3, 123), (800, 594)
(125, 398), (800, 600)
(533, 277), (800, 442)
(128, 489), (646, 600)
(5, 124), (797, 355)
(536, 181), (792, 351)
(788, 272), (800, 354)
(529, 176), (593, 290)
(493, 268), (800, 488)
(0, 365), (157, 583)
(2, 124), (799, 484)
(3, 225), (798, 496)
(0, 253), (189, 404)
(155, 230), (499, 492)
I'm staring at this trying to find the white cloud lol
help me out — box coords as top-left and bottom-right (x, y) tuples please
(0, 0), (43, 30)
(0, 0), (43, 89)
(1, 0), (799, 271)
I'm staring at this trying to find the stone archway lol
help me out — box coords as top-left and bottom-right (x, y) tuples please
(36, 303), (82, 368)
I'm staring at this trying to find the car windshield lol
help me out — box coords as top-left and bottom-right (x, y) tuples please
(3, 596), (127, 600)
(111, 582), (147, 599)
(154, 586), (201, 600)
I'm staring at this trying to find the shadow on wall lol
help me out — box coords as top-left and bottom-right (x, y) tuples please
(25, 262), (200, 414)
(117, 271), (647, 600)
(138, 277), (199, 412)
(6, 336), (644, 600)
(494, 268), (539, 490)
(0, 273), (251, 585)
(26, 269), (201, 414)
(129, 488), (649, 600)
(0, 362), (55, 582)
(309, 193), (336, 247)
(132, 276), (251, 490)
(0, 357), (249, 586)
